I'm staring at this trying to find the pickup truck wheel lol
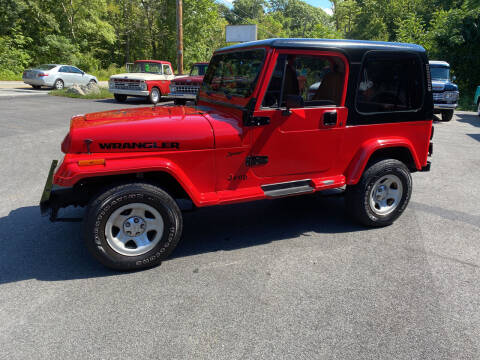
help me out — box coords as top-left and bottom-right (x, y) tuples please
(174, 99), (186, 106)
(441, 110), (454, 122)
(345, 159), (412, 227)
(84, 183), (183, 271)
(149, 87), (160, 104)
(114, 94), (127, 102)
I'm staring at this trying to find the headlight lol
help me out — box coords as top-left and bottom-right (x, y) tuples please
(140, 81), (147, 90)
(444, 91), (459, 101)
(108, 80), (114, 89)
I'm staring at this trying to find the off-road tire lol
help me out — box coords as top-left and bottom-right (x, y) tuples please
(53, 79), (64, 90)
(114, 93), (127, 102)
(149, 87), (161, 104)
(174, 99), (187, 106)
(84, 183), (183, 271)
(441, 110), (454, 122)
(345, 159), (412, 227)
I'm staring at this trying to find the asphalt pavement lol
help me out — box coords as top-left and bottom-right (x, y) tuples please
(0, 94), (479, 359)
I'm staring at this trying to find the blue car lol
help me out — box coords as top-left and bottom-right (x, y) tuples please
(429, 61), (459, 121)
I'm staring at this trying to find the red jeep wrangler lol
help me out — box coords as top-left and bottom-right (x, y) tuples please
(41, 39), (433, 270)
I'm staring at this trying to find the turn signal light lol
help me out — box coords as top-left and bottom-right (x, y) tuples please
(78, 159), (105, 166)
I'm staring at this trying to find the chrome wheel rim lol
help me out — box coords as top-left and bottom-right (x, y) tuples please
(105, 203), (164, 256)
(369, 174), (403, 216)
(151, 89), (159, 103)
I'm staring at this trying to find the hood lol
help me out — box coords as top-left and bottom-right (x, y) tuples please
(110, 73), (164, 81)
(432, 80), (458, 92)
(66, 106), (214, 153)
(172, 75), (204, 85)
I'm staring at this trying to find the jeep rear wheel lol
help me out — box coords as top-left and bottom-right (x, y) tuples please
(84, 183), (183, 270)
(114, 93), (127, 102)
(345, 159), (412, 227)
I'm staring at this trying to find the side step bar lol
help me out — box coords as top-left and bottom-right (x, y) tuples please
(261, 179), (314, 198)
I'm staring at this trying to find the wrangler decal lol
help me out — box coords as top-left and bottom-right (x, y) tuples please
(99, 142), (180, 150)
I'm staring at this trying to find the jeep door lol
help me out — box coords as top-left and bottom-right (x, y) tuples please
(249, 50), (348, 178)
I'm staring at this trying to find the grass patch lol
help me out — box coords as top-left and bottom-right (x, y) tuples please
(457, 95), (477, 112)
(49, 87), (113, 99)
(0, 71), (22, 81)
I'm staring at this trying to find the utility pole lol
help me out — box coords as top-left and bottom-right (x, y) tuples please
(176, 0), (183, 75)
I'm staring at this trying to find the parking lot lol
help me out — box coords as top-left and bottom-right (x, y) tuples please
(0, 93), (479, 359)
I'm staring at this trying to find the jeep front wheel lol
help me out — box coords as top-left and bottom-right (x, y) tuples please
(84, 183), (183, 270)
(345, 159), (412, 227)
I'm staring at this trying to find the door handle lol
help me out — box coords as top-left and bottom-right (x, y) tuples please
(323, 111), (337, 126)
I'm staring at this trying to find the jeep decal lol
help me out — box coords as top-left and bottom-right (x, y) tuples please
(99, 142), (179, 150)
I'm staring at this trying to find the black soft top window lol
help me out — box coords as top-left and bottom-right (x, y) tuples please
(356, 52), (424, 114)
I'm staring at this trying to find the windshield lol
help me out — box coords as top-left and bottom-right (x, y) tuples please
(190, 64), (208, 76)
(131, 62), (162, 74)
(202, 49), (266, 98)
(430, 66), (450, 81)
(36, 64), (57, 70)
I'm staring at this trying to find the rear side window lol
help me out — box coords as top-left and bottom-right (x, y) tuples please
(356, 53), (423, 114)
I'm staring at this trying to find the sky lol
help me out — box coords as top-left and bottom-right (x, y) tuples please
(220, 0), (333, 15)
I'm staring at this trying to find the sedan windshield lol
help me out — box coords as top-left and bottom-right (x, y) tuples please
(202, 49), (265, 98)
(430, 66), (450, 81)
(131, 62), (162, 74)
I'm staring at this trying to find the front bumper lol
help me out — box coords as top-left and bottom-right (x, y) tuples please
(40, 160), (84, 221)
(169, 92), (197, 100)
(434, 103), (457, 110)
(109, 89), (150, 97)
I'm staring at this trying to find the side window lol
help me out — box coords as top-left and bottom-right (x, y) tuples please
(163, 65), (172, 75)
(262, 54), (346, 108)
(59, 66), (68, 73)
(70, 66), (83, 74)
(356, 54), (423, 113)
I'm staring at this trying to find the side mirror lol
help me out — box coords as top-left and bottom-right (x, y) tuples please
(81, 71), (85, 75)
(283, 95), (304, 115)
(452, 75), (456, 82)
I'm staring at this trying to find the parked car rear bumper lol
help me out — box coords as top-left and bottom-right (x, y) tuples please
(109, 89), (150, 97)
(23, 78), (54, 87)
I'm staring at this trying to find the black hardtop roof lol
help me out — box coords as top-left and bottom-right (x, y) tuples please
(217, 38), (426, 62)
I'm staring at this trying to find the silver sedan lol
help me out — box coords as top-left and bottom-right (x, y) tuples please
(22, 64), (98, 90)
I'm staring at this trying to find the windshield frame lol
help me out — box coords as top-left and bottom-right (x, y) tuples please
(430, 66), (450, 81)
(201, 48), (267, 99)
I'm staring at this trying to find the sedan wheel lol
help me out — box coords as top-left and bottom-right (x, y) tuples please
(54, 79), (64, 90)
